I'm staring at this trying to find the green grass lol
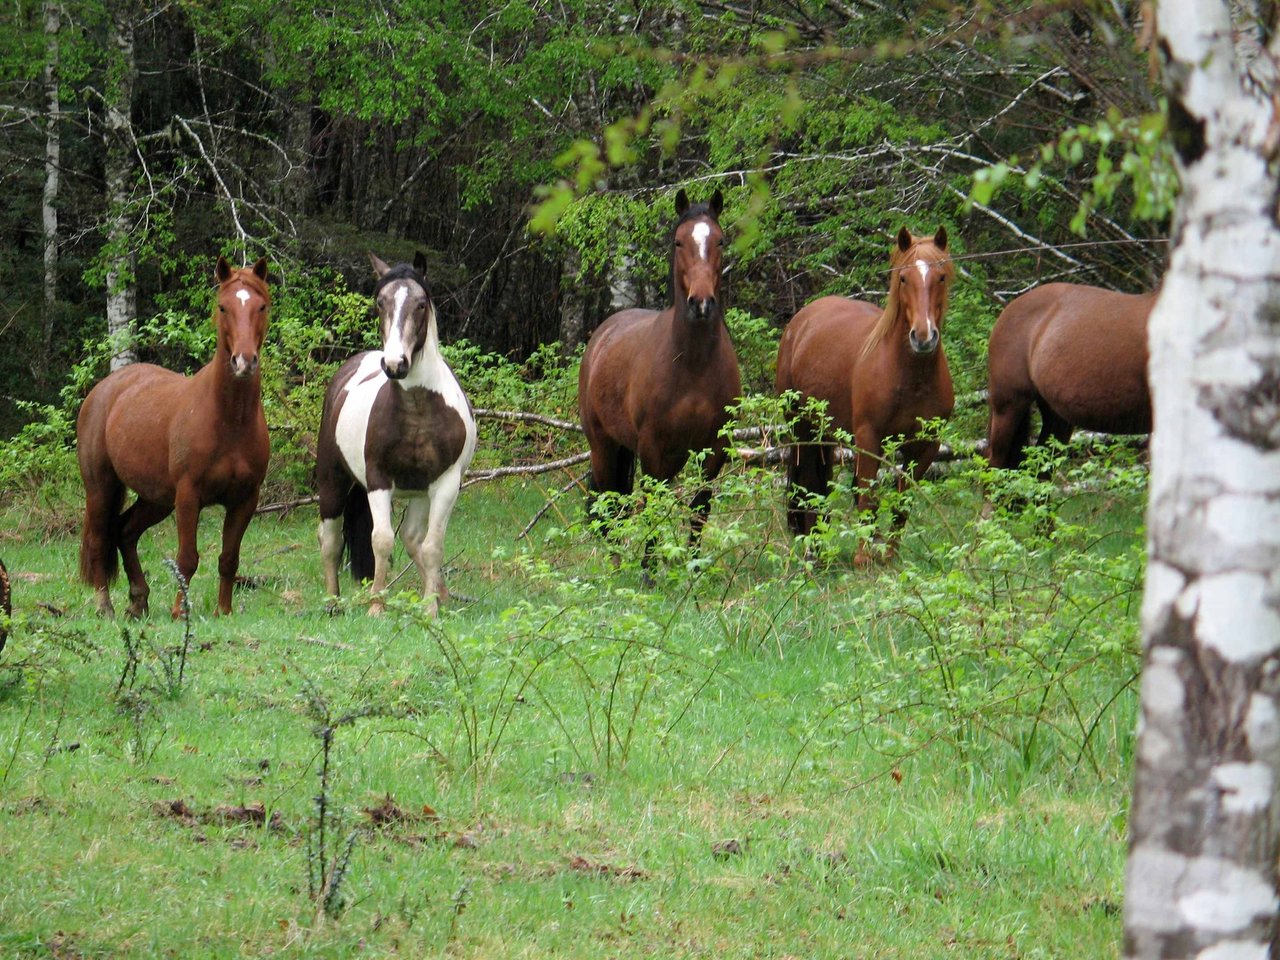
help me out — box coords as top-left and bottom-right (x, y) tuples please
(0, 460), (1140, 958)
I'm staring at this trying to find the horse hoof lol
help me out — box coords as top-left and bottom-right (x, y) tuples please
(368, 603), (385, 618)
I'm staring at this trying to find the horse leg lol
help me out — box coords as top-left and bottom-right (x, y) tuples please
(1034, 401), (1074, 476)
(418, 472), (465, 617)
(986, 393), (1033, 470)
(786, 420), (832, 539)
(366, 489), (396, 616)
(117, 497), (174, 619)
(81, 478), (124, 618)
(169, 484), (203, 619)
(316, 467), (353, 603)
(851, 428), (884, 568)
(883, 439), (942, 559)
(213, 494), (258, 616)
(689, 447), (727, 547)
(982, 393), (1034, 518)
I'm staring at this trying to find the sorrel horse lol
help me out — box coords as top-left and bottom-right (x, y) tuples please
(986, 282), (1156, 469)
(775, 226), (954, 563)
(315, 252), (476, 617)
(577, 189), (741, 575)
(77, 257), (271, 617)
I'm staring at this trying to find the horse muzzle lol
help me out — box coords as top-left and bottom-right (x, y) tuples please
(908, 328), (940, 355)
(230, 353), (259, 378)
(381, 355), (410, 380)
(685, 296), (717, 323)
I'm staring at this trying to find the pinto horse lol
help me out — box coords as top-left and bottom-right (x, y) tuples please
(315, 252), (476, 617)
(985, 282), (1156, 469)
(776, 227), (954, 563)
(77, 256), (271, 617)
(578, 189), (741, 575)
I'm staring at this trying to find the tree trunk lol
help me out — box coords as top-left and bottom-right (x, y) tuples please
(39, 0), (60, 386)
(1124, 1), (1280, 957)
(104, 1), (137, 371)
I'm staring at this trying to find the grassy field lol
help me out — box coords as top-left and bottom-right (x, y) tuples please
(0, 459), (1142, 958)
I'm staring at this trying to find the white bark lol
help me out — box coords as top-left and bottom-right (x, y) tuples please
(40, 0), (59, 384)
(1125, 1), (1280, 957)
(104, 2), (137, 370)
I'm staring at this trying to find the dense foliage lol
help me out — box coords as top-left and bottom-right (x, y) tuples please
(1, 1), (1169, 454)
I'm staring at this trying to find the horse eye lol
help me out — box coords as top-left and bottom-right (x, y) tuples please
(675, 240), (684, 247)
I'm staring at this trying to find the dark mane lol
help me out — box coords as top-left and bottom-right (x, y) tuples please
(374, 263), (429, 298)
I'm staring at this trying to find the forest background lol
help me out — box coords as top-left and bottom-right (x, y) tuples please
(0, 0), (1172, 482)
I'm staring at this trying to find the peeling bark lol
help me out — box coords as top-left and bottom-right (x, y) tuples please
(104, 1), (137, 371)
(40, 0), (60, 386)
(1125, 1), (1280, 957)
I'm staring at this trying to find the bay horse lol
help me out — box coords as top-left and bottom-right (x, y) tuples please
(985, 282), (1156, 469)
(315, 252), (476, 617)
(775, 226), (954, 564)
(577, 189), (741, 578)
(77, 256), (271, 618)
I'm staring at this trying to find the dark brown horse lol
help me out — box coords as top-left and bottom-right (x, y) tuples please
(315, 252), (476, 617)
(77, 257), (271, 618)
(985, 282), (1155, 469)
(776, 226), (954, 564)
(578, 189), (741, 571)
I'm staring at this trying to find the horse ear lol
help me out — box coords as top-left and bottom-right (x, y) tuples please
(933, 225), (948, 251)
(369, 253), (391, 278)
(251, 257), (269, 280)
(709, 190), (723, 219)
(896, 226), (913, 252)
(413, 250), (428, 275)
(675, 189), (690, 216)
(215, 256), (232, 284)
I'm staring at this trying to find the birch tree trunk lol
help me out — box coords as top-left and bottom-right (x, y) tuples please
(1124, 1), (1280, 957)
(103, 1), (137, 371)
(39, 0), (60, 386)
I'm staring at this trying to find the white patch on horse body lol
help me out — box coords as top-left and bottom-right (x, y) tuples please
(333, 352), (384, 488)
(235, 289), (251, 304)
(335, 333), (477, 495)
(692, 222), (711, 260)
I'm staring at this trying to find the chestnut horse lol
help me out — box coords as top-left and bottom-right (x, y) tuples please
(776, 227), (954, 563)
(315, 252), (476, 617)
(986, 282), (1156, 469)
(77, 257), (271, 617)
(578, 189), (741, 574)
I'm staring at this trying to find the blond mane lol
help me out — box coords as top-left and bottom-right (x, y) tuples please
(859, 233), (953, 360)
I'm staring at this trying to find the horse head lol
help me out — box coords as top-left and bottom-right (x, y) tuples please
(672, 189), (725, 324)
(370, 251), (435, 381)
(214, 256), (270, 379)
(891, 226), (952, 356)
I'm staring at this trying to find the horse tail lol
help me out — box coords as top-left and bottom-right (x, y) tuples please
(79, 485), (125, 585)
(342, 488), (375, 583)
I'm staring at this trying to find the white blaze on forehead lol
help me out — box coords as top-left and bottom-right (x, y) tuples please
(914, 259), (935, 335)
(383, 284), (411, 361)
(235, 289), (251, 304)
(692, 222), (712, 260)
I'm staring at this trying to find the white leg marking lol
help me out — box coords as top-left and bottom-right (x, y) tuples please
(367, 488), (395, 614)
(318, 517), (343, 597)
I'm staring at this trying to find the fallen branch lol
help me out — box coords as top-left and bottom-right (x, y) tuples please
(474, 408), (582, 433)
(461, 451), (591, 488)
(518, 471), (589, 541)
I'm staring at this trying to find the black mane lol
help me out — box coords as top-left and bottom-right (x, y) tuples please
(374, 262), (429, 298)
